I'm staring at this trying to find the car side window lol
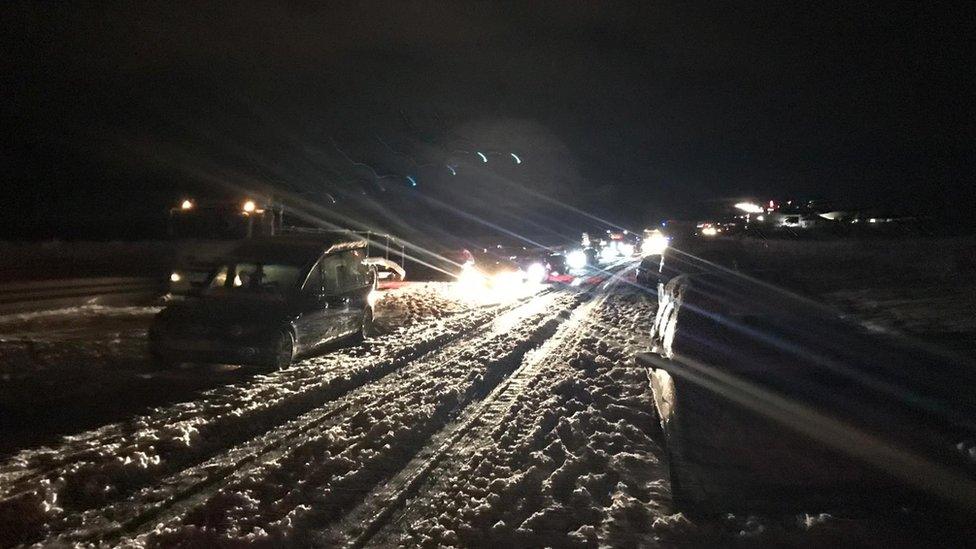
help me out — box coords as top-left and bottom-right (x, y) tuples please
(318, 254), (343, 295)
(346, 249), (373, 288)
(351, 250), (372, 285)
(302, 258), (325, 296)
(328, 250), (362, 291)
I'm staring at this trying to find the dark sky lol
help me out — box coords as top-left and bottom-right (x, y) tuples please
(3, 1), (974, 241)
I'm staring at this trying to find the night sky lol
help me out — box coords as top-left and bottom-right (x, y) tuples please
(3, 2), (974, 241)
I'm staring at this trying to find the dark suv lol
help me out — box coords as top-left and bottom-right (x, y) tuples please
(150, 235), (375, 369)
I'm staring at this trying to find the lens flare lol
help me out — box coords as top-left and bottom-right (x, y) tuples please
(526, 262), (547, 284)
(567, 249), (587, 270)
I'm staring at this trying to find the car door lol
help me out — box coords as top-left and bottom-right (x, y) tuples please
(294, 255), (345, 351)
(334, 249), (372, 334)
(317, 252), (361, 342)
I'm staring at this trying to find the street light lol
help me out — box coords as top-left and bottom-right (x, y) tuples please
(476, 151), (488, 163)
(510, 152), (522, 164)
(180, 199), (194, 210)
(242, 200), (256, 214)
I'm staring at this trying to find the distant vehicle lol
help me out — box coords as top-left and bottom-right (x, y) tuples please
(364, 257), (405, 287)
(695, 222), (722, 237)
(166, 198), (279, 297)
(511, 251), (551, 284)
(545, 254), (574, 283)
(149, 235), (376, 369)
(456, 250), (527, 290)
(635, 254), (665, 286)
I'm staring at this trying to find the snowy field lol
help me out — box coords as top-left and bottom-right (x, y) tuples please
(1, 260), (973, 547)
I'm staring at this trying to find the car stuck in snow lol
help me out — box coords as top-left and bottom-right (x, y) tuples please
(149, 235), (376, 369)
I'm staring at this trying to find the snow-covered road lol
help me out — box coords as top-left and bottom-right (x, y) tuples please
(1, 271), (968, 547)
(0, 277), (620, 546)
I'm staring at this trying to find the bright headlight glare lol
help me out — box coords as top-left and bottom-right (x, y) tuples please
(642, 233), (669, 255)
(566, 250), (587, 270)
(526, 262), (547, 283)
(169, 272), (182, 283)
(492, 270), (523, 293)
(457, 263), (486, 287)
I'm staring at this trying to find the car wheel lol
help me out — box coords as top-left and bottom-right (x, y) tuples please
(272, 329), (295, 370)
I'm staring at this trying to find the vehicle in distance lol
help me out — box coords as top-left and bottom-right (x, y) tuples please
(544, 253), (574, 283)
(364, 256), (406, 288)
(149, 235), (376, 369)
(635, 254), (665, 286)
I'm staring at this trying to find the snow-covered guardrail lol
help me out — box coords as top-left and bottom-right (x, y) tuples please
(0, 277), (164, 314)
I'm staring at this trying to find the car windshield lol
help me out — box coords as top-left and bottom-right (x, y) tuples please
(206, 262), (303, 297)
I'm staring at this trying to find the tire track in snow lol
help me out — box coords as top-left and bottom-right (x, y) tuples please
(330, 290), (610, 548)
(25, 289), (562, 546)
(332, 263), (643, 548)
(104, 289), (586, 547)
(0, 291), (547, 547)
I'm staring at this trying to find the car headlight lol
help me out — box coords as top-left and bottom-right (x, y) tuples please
(526, 262), (547, 283)
(566, 250), (587, 270)
(642, 233), (670, 254)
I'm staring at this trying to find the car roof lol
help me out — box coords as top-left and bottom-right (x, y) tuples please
(227, 235), (366, 266)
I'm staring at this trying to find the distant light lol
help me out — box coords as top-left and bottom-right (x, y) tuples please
(526, 262), (546, 284)
(242, 200), (256, 213)
(769, 200), (775, 209)
(567, 249), (587, 270)
(869, 218), (877, 223)
(642, 230), (669, 255)
(510, 152), (521, 164)
(406, 175), (418, 187)
(734, 202), (764, 214)
(169, 272), (182, 283)
(180, 199), (194, 210)
(701, 226), (719, 237)
(756, 215), (765, 221)
(476, 151), (488, 163)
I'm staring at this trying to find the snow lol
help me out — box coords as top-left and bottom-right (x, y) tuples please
(1, 271), (972, 547)
(387, 288), (668, 549)
(0, 281), (553, 546)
